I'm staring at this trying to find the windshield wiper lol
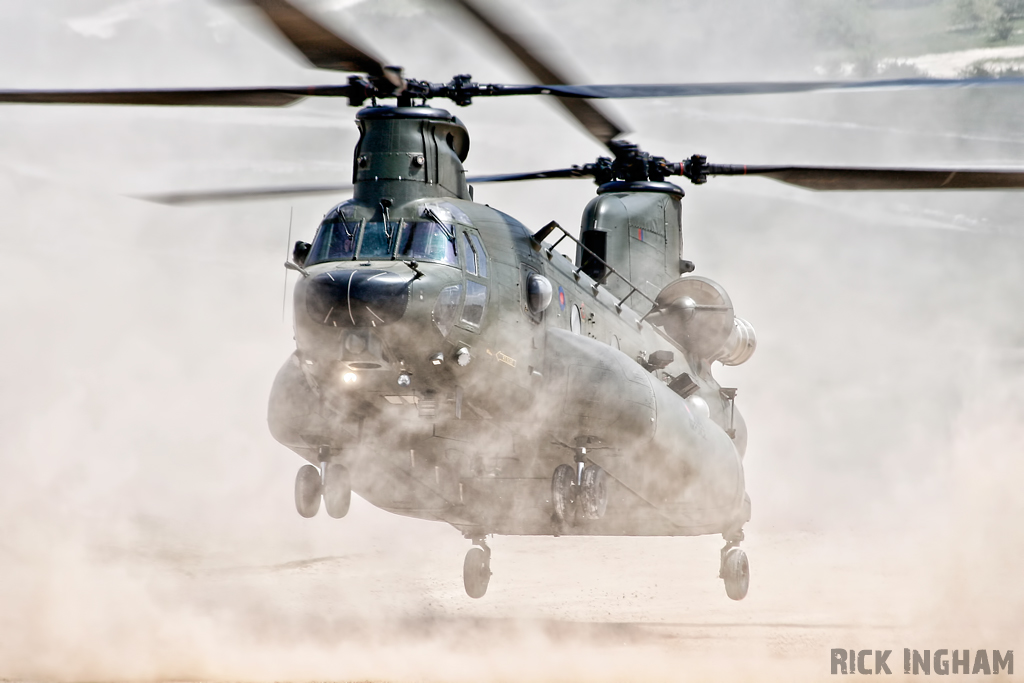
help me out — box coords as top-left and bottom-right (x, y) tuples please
(422, 207), (455, 239)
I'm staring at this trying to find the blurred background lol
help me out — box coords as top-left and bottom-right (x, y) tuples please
(0, 1), (1022, 680)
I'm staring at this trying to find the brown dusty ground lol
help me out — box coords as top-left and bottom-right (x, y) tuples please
(1, 508), (1016, 683)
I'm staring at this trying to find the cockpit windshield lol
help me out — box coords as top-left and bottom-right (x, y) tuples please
(307, 219), (358, 264)
(306, 217), (459, 267)
(398, 221), (458, 264)
(359, 221), (400, 259)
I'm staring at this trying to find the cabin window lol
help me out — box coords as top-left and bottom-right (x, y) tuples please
(523, 269), (551, 324)
(570, 304), (582, 334)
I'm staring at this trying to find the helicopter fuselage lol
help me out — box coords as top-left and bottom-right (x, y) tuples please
(268, 106), (752, 540)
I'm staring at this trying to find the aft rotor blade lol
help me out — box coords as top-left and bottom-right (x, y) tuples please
(136, 183), (354, 205)
(0, 85), (354, 107)
(449, 0), (627, 147)
(467, 168), (586, 183)
(511, 76), (1024, 99)
(709, 164), (1024, 190)
(243, 0), (399, 85)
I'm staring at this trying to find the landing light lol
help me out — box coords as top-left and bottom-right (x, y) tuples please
(397, 372), (412, 386)
(342, 372), (358, 384)
(430, 352), (444, 366)
(456, 347), (472, 366)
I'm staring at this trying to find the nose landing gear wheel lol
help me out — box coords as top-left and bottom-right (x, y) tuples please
(721, 546), (749, 600)
(551, 463), (576, 524)
(294, 464), (322, 518)
(463, 543), (491, 599)
(580, 464), (608, 520)
(323, 463), (351, 519)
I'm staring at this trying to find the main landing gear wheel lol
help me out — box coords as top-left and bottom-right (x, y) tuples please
(322, 463), (351, 519)
(721, 546), (750, 601)
(551, 463), (576, 524)
(580, 464), (608, 520)
(463, 541), (492, 599)
(294, 464), (322, 518)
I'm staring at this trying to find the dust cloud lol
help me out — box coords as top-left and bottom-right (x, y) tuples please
(1, 0), (1023, 681)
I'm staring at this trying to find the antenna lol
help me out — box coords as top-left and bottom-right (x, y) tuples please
(282, 207), (293, 323)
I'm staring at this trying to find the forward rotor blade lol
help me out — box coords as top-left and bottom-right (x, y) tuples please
(467, 168), (585, 183)
(136, 183), (353, 205)
(512, 76), (1024, 100)
(0, 85), (354, 107)
(449, 0), (627, 147)
(144, 169), (591, 205)
(136, 166), (1024, 205)
(243, 0), (398, 85)
(709, 164), (1024, 190)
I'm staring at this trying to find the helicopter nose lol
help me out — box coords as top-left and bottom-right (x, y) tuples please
(305, 269), (410, 327)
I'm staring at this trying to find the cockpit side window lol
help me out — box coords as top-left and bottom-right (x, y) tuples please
(469, 233), (488, 277)
(307, 219), (359, 265)
(458, 229), (488, 330)
(462, 233), (478, 275)
(462, 281), (487, 327)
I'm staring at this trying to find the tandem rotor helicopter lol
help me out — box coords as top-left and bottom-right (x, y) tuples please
(9, 0), (1024, 600)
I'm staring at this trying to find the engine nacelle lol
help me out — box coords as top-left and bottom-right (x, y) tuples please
(648, 276), (756, 365)
(715, 316), (757, 366)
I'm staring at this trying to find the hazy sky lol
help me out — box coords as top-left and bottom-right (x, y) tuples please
(1, 2), (1022, 680)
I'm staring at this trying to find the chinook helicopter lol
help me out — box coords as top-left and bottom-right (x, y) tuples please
(8, 0), (1024, 601)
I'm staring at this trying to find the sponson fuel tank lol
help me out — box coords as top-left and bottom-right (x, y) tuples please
(542, 329), (746, 529)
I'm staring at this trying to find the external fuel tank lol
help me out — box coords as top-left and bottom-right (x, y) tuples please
(544, 329), (748, 532)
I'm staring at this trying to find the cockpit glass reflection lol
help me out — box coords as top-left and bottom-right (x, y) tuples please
(398, 221), (458, 265)
(359, 221), (400, 259)
(307, 219), (358, 264)
(307, 217), (459, 266)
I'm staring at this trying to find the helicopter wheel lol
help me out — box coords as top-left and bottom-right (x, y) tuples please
(721, 546), (750, 601)
(322, 463), (352, 519)
(551, 463), (577, 524)
(463, 543), (491, 599)
(580, 464), (608, 520)
(294, 464), (322, 518)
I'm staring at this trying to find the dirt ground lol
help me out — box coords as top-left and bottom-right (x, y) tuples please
(0, 521), (934, 681)
(1, 446), (1020, 683)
